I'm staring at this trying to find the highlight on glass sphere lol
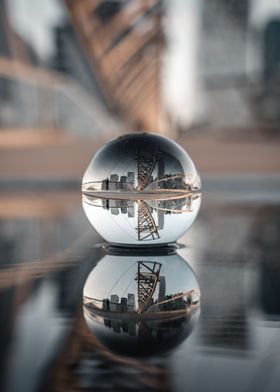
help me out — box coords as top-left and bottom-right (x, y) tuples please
(83, 251), (201, 357)
(82, 132), (201, 245)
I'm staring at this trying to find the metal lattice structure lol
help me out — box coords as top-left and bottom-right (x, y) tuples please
(137, 201), (159, 240)
(136, 147), (160, 240)
(137, 150), (157, 190)
(136, 260), (161, 314)
(65, 0), (164, 130)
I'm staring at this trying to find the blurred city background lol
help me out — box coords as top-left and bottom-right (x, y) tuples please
(1, 1), (280, 392)
(0, 0), (280, 182)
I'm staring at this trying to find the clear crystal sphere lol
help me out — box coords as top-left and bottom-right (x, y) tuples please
(83, 251), (201, 357)
(82, 133), (201, 245)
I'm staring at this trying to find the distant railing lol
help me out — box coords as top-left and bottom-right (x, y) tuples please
(0, 57), (120, 136)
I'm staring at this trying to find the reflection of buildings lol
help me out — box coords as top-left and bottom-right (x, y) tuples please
(98, 313), (188, 343)
(85, 261), (200, 318)
(101, 171), (136, 216)
(83, 148), (200, 241)
(158, 276), (166, 302)
(128, 293), (136, 312)
(101, 193), (199, 241)
(102, 293), (136, 313)
(103, 316), (137, 336)
(83, 191), (200, 242)
(101, 172), (135, 191)
(103, 199), (135, 217)
(102, 194), (198, 216)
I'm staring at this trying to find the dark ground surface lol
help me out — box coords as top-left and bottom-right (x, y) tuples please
(0, 176), (280, 392)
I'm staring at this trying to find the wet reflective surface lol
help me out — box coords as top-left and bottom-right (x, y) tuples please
(83, 251), (200, 357)
(82, 133), (201, 245)
(1, 179), (280, 391)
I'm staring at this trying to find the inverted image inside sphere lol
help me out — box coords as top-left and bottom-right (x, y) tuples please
(82, 133), (201, 245)
(83, 252), (201, 357)
(82, 133), (201, 190)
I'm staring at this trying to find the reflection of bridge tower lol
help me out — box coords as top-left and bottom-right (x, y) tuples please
(137, 201), (159, 241)
(137, 150), (157, 190)
(136, 148), (163, 240)
(136, 261), (161, 314)
(137, 149), (165, 190)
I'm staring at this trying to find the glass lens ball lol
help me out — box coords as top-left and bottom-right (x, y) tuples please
(82, 133), (201, 245)
(83, 251), (201, 357)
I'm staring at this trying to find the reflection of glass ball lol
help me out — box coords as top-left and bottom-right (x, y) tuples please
(82, 133), (201, 246)
(83, 251), (201, 357)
